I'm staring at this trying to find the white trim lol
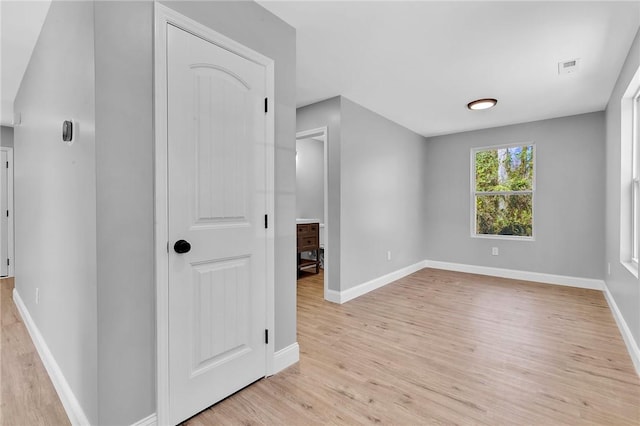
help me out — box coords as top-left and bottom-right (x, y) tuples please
(131, 413), (157, 426)
(325, 289), (341, 304)
(424, 260), (604, 290)
(0, 147), (14, 277)
(329, 260), (427, 304)
(271, 343), (300, 374)
(263, 38), (276, 380)
(621, 260), (639, 279)
(620, 65), (640, 270)
(603, 283), (640, 377)
(12, 289), (90, 426)
(296, 127), (329, 301)
(154, 3), (276, 424)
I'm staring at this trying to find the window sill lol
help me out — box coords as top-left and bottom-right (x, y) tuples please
(471, 234), (535, 242)
(621, 261), (639, 279)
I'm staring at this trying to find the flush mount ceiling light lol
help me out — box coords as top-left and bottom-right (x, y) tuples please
(467, 98), (497, 111)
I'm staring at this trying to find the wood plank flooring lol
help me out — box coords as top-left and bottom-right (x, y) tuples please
(0, 278), (69, 426)
(185, 268), (640, 425)
(1, 269), (638, 425)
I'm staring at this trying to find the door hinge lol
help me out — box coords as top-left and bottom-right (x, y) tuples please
(265, 329), (269, 344)
(264, 98), (268, 114)
(5, 161), (8, 168)
(5, 210), (8, 217)
(264, 214), (268, 229)
(6, 259), (9, 266)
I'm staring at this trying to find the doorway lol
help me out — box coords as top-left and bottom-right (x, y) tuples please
(296, 127), (328, 299)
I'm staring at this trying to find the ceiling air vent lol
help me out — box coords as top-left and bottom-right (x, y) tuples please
(558, 58), (580, 75)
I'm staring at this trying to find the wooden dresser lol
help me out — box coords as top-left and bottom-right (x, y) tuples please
(297, 222), (320, 275)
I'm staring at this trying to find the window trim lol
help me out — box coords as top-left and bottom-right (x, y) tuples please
(631, 88), (639, 266)
(470, 142), (536, 241)
(620, 65), (640, 279)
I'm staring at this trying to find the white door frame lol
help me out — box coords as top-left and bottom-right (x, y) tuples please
(0, 147), (13, 277)
(295, 127), (329, 300)
(154, 3), (275, 424)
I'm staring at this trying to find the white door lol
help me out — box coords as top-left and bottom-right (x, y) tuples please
(167, 24), (267, 424)
(0, 150), (7, 277)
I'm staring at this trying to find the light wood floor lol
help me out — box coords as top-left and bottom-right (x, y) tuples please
(185, 268), (640, 425)
(2, 270), (639, 425)
(0, 277), (69, 426)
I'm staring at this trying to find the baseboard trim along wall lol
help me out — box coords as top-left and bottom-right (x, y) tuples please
(327, 259), (604, 306)
(13, 289), (91, 426)
(324, 289), (341, 304)
(131, 413), (157, 426)
(272, 342), (300, 374)
(603, 284), (640, 377)
(329, 260), (426, 304)
(424, 260), (605, 291)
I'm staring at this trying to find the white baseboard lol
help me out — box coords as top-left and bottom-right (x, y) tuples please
(131, 413), (157, 426)
(330, 260), (427, 304)
(324, 289), (341, 304)
(603, 284), (640, 377)
(13, 289), (90, 426)
(272, 342), (299, 374)
(424, 260), (604, 291)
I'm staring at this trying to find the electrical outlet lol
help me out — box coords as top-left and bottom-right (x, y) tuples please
(492, 247), (499, 256)
(387, 251), (392, 261)
(36, 288), (39, 304)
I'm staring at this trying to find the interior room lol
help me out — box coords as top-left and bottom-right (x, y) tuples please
(295, 132), (326, 283)
(0, 1), (639, 425)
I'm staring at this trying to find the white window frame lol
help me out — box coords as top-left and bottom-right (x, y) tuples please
(471, 142), (536, 241)
(620, 65), (640, 278)
(631, 88), (639, 266)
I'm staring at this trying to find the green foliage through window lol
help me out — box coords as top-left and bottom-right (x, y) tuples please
(474, 145), (534, 237)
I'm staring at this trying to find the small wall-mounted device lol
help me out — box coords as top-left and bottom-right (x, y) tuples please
(558, 58), (580, 75)
(62, 120), (73, 143)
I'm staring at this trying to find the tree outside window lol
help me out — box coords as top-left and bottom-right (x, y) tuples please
(472, 144), (535, 238)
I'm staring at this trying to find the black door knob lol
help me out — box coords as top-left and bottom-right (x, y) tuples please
(174, 239), (191, 254)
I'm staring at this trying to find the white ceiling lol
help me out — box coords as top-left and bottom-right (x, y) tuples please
(0, 0), (51, 126)
(259, 1), (640, 137)
(1, 1), (638, 135)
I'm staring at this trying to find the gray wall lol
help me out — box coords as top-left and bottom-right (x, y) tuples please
(297, 97), (429, 292)
(425, 112), (605, 279)
(13, 0), (98, 423)
(1, 125), (13, 147)
(605, 28), (640, 345)
(94, 2), (155, 424)
(297, 97), (341, 290)
(296, 137), (324, 222)
(340, 98), (428, 290)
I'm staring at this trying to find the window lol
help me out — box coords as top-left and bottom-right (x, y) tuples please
(621, 65), (640, 277)
(472, 143), (535, 239)
(632, 89), (639, 265)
